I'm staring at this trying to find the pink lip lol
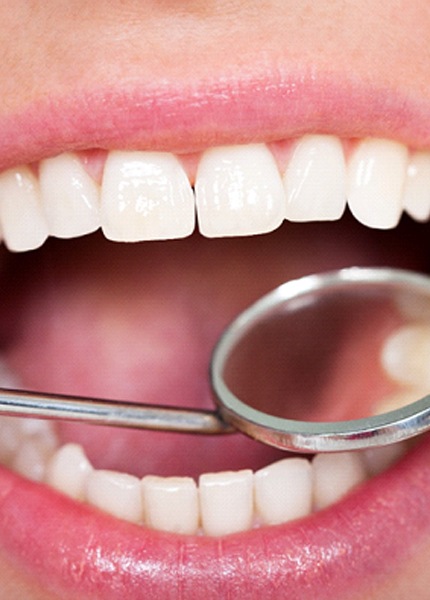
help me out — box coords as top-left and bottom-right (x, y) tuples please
(2, 70), (430, 172)
(0, 437), (429, 599)
(1, 71), (430, 598)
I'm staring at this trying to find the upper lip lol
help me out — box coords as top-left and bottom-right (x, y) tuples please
(2, 67), (430, 173)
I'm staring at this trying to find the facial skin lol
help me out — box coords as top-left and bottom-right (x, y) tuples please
(1, 1), (430, 598)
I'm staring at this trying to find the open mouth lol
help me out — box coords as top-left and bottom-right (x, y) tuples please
(1, 122), (430, 599)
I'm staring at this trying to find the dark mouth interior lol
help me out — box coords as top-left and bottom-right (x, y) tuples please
(0, 214), (427, 478)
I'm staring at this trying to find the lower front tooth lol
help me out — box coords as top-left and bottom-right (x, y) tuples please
(46, 443), (93, 501)
(195, 144), (285, 237)
(12, 437), (55, 482)
(199, 469), (253, 536)
(312, 452), (367, 511)
(254, 458), (313, 525)
(101, 151), (195, 242)
(39, 152), (101, 238)
(86, 469), (143, 523)
(141, 475), (199, 535)
(347, 138), (408, 229)
(0, 166), (49, 251)
(284, 135), (346, 222)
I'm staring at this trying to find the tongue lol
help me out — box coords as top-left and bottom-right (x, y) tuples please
(0, 217), (427, 477)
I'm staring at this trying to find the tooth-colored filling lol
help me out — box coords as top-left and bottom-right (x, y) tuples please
(0, 135), (428, 252)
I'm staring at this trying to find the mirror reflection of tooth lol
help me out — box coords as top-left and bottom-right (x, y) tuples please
(381, 324), (430, 388)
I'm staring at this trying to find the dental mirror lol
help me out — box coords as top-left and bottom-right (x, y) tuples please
(1, 267), (430, 453)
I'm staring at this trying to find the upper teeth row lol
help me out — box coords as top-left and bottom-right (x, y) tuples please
(0, 135), (428, 252)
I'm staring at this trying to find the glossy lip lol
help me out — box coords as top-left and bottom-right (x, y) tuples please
(2, 69), (430, 172)
(1, 71), (430, 599)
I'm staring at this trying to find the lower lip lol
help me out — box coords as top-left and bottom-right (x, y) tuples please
(0, 435), (429, 598)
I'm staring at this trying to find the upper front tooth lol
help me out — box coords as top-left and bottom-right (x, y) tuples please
(347, 138), (408, 229)
(39, 152), (100, 238)
(100, 151), (195, 242)
(0, 166), (49, 252)
(403, 150), (430, 222)
(284, 135), (346, 222)
(195, 144), (285, 237)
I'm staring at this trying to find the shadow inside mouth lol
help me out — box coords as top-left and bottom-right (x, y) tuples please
(0, 214), (427, 477)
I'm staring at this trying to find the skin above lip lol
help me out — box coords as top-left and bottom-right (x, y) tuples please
(2, 1), (430, 598)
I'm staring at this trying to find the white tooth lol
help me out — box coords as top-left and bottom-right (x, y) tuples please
(141, 475), (199, 535)
(0, 166), (48, 251)
(381, 324), (430, 388)
(195, 144), (285, 237)
(46, 443), (93, 501)
(12, 437), (55, 481)
(361, 443), (406, 477)
(283, 135), (346, 222)
(39, 152), (100, 238)
(254, 458), (312, 525)
(86, 469), (143, 523)
(347, 138), (408, 229)
(403, 151), (430, 222)
(199, 469), (253, 536)
(312, 452), (367, 511)
(101, 151), (195, 241)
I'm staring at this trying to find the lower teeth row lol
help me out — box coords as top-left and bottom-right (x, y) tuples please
(0, 412), (404, 537)
(1, 314), (425, 537)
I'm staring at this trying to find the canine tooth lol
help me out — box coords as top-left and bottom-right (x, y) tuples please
(381, 324), (430, 388)
(86, 469), (143, 523)
(403, 151), (430, 222)
(141, 475), (199, 535)
(12, 437), (55, 482)
(254, 458), (312, 525)
(46, 443), (93, 501)
(347, 138), (408, 229)
(195, 144), (285, 237)
(101, 151), (195, 241)
(312, 452), (367, 510)
(284, 135), (346, 222)
(199, 469), (253, 536)
(0, 166), (48, 251)
(39, 152), (100, 238)
(361, 443), (406, 476)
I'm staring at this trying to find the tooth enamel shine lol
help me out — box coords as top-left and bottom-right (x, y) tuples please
(101, 150), (195, 242)
(284, 134), (346, 222)
(195, 144), (285, 237)
(347, 138), (408, 229)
